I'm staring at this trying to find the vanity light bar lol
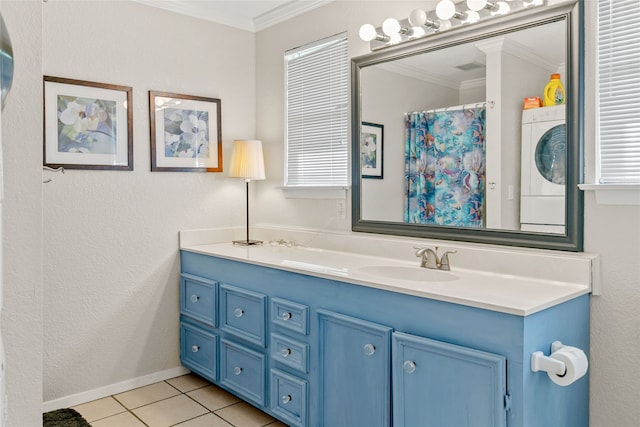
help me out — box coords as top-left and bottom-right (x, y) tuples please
(359, 0), (545, 50)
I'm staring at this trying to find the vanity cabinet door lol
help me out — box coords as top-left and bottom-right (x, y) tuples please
(318, 310), (392, 427)
(392, 332), (507, 427)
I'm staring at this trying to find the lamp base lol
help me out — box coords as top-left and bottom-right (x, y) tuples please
(232, 239), (263, 246)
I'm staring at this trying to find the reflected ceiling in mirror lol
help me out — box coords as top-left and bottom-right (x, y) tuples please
(351, 1), (583, 251)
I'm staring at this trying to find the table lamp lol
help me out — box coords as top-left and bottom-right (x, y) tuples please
(229, 139), (266, 245)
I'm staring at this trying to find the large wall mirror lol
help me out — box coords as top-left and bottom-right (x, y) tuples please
(351, 1), (583, 251)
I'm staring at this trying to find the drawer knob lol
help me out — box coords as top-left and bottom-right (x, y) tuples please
(190, 295), (199, 303)
(281, 348), (292, 357)
(403, 360), (416, 374)
(234, 308), (244, 317)
(363, 343), (375, 356)
(281, 312), (292, 320)
(191, 345), (199, 353)
(233, 366), (243, 375)
(282, 394), (292, 404)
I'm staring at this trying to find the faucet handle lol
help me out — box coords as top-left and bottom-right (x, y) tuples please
(413, 246), (429, 257)
(438, 250), (457, 271)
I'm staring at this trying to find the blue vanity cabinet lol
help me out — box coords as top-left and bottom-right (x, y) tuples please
(179, 274), (219, 382)
(318, 309), (392, 427)
(180, 250), (590, 427)
(392, 331), (507, 427)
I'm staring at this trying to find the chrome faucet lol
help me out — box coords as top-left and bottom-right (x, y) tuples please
(414, 246), (457, 271)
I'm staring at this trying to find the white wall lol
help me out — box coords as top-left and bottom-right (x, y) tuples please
(582, 2), (640, 425)
(0, 1), (43, 426)
(40, 0), (255, 402)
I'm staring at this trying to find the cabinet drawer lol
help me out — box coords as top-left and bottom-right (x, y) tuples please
(271, 333), (309, 374)
(271, 369), (308, 427)
(181, 274), (217, 327)
(271, 298), (309, 335)
(180, 322), (217, 382)
(220, 284), (267, 347)
(220, 339), (267, 407)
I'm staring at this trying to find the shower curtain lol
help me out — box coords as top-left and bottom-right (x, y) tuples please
(405, 107), (486, 227)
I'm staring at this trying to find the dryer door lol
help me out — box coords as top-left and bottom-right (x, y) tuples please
(532, 122), (566, 195)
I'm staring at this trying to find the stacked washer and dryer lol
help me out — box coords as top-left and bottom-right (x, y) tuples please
(520, 104), (566, 234)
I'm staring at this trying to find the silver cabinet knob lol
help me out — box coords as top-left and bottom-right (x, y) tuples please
(191, 345), (199, 353)
(281, 348), (292, 357)
(234, 308), (244, 317)
(282, 395), (292, 404)
(403, 360), (416, 374)
(281, 312), (292, 320)
(363, 343), (375, 356)
(233, 367), (242, 375)
(190, 295), (199, 303)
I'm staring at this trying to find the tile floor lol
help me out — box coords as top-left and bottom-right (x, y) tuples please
(70, 374), (287, 427)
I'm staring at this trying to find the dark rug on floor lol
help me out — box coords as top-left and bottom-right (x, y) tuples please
(43, 408), (91, 427)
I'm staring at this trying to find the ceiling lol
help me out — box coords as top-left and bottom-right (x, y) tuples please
(133, 0), (334, 32)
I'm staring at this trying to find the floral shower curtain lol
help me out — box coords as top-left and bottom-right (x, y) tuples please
(405, 107), (486, 227)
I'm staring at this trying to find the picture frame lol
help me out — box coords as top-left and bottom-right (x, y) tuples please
(149, 91), (222, 172)
(361, 122), (384, 179)
(43, 76), (133, 170)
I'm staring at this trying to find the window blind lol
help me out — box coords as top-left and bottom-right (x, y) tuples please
(285, 33), (348, 187)
(597, 0), (640, 183)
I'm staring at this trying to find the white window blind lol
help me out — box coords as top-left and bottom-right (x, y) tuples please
(285, 33), (348, 187)
(597, 0), (640, 183)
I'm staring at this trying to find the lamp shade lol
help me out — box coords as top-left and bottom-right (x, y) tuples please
(229, 139), (265, 180)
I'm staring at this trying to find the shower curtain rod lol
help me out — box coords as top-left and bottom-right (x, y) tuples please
(406, 100), (494, 115)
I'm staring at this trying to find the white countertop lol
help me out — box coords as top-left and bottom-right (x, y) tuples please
(181, 242), (590, 316)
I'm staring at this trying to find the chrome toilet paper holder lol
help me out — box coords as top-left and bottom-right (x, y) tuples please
(531, 341), (568, 376)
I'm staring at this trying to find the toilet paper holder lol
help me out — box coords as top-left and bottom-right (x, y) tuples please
(531, 341), (568, 376)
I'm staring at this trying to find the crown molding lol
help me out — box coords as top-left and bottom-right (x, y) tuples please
(254, 0), (335, 32)
(132, 0), (335, 32)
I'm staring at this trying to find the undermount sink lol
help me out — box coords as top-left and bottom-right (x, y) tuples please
(357, 265), (459, 283)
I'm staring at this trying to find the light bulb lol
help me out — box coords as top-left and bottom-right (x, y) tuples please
(466, 0), (487, 11)
(411, 26), (426, 37)
(491, 1), (510, 15)
(382, 18), (401, 36)
(389, 33), (402, 44)
(438, 20), (452, 31)
(436, 0), (456, 20)
(359, 24), (377, 42)
(408, 9), (427, 27)
(463, 10), (480, 24)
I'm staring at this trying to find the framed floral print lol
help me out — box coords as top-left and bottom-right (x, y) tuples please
(43, 76), (133, 170)
(149, 91), (222, 172)
(361, 122), (383, 179)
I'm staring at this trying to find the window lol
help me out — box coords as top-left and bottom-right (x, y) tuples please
(597, 0), (640, 184)
(284, 33), (348, 187)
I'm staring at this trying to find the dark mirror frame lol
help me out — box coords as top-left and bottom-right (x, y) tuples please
(351, 1), (583, 252)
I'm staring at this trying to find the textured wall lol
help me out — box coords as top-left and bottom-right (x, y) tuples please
(582, 2), (640, 425)
(0, 1), (44, 425)
(41, 1), (255, 401)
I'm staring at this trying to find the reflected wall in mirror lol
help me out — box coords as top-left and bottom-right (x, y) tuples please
(352, 1), (583, 251)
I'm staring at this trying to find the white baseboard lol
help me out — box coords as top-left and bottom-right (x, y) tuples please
(42, 366), (190, 413)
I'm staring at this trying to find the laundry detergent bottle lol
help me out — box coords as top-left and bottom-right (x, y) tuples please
(543, 73), (565, 106)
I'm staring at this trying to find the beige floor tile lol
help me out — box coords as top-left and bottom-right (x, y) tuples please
(187, 385), (241, 411)
(174, 412), (234, 427)
(166, 374), (211, 393)
(72, 396), (126, 422)
(90, 411), (147, 427)
(215, 402), (276, 427)
(132, 394), (208, 427)
(114, 381), (181, 409)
